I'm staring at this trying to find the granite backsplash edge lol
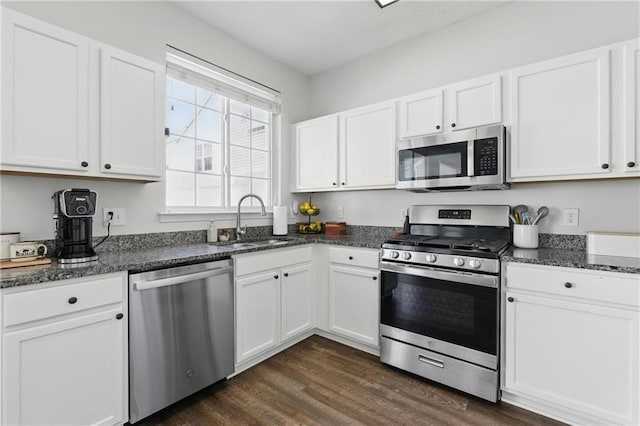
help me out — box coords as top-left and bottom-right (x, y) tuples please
(40, 226), (585, 253)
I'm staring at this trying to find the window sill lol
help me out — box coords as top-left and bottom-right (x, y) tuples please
(158, 210), (273, 223)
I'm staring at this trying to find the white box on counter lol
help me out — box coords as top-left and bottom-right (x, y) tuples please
(586, 232), (640, 258)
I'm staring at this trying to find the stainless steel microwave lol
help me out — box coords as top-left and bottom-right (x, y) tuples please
(396, 124), (509, 192)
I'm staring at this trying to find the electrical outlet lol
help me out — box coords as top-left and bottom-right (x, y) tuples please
(103, 208), (126, 226)
(337, 206), (344, 219)
(563, 208), (579, 227)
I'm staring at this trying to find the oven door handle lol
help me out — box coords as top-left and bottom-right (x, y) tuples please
(380, 261), (498, 289)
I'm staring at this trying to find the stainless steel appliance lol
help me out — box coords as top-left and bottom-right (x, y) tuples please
(379, 205), (510, 402)
(396, 124), (509, 192)
(128, 260), (234, 423)
(52, 188), (99, 263)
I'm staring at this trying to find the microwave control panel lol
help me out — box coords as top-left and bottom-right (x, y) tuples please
(474, 137), (498, 176)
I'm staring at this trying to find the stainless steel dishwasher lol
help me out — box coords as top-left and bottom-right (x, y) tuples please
(128, 259), (234, 424)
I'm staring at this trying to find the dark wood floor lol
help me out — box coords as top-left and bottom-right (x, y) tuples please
(139, 335), (562, 425)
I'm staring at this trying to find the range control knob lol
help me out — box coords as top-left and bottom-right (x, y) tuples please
(390, 251), (400, 259)
(402, 252), (412, 260)
(453, 257), (465, 267)
(425, 254), (437, 263)
(469, 259), (482, 269)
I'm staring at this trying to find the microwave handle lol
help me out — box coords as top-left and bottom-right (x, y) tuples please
(467, 141), (475, 177)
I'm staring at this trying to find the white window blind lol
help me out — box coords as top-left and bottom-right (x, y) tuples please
(166, 47), (281, 114)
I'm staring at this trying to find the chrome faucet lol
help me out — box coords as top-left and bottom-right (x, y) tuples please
(236, 194), (267, 240)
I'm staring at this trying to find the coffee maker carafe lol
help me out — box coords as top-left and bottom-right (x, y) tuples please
(53, 189), (98, 263)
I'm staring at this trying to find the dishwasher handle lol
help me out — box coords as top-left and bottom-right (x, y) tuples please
(133, 266), (233, 291)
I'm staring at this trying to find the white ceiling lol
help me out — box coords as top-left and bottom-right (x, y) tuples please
(171, 1), (509, 76)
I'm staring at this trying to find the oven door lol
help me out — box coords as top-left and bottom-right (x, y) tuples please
(379, 261), (498, 369)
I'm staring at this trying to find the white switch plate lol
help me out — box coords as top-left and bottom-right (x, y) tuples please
(337, 206), (344, 219)
(563, 208), (579, 227)
(103, 208), (126, 226)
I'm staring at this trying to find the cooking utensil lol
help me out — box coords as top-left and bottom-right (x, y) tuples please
(509, 214), (518, 224)
(512, 205), (528, 224)
(532, 206), (549, 225)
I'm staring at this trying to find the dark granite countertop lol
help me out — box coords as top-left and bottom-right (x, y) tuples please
(502, 247), (640, 274)
(0, 234), (387, 288)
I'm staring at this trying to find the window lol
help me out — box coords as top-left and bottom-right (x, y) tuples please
(165, 50), (280, 211)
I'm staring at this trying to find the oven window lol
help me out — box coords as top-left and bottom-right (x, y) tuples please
(398, 141), (468, 181)
(380, 270), (497, 355)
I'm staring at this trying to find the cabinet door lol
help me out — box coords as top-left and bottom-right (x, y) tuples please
(100, 46), (164, 178)
(447, 75), (502, 131)
(504, 292), (639, 425)
(1, 9), (89, 172)
(623, 40), (640, 174)
(328, 264), (380, 347)
(236, 271), (280, 363)
(398, 89), (443, 138)
(2, 308), (126, 426)
(339, 102), (396, 189)
(509, 50), (611, 180)
(281, 263), (313, 341)
(293, 116), (339, 191)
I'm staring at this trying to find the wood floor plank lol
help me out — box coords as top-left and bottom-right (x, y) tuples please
(137, 335), (564, 426)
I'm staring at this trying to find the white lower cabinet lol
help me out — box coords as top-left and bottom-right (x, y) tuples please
(235, 270), (281, 363)
(0, 272), (128, 426)
(234, 246), (313, 366)
(502, 263), (639, 425)
(281, 263), (314, 341)
(327, 246), (380, 348)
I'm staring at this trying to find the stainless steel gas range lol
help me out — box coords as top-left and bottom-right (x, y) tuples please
(379, 204), (511, 402)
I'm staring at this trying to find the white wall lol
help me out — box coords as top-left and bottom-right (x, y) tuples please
(0, 1), (310, 240)
(303, 1), (640, 235)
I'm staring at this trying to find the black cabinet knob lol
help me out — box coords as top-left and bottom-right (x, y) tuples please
(104, 163), (112, 169)
(601, 163), (609, 169)
(332, 182), (337, 186)
(435, 125), (441, 130)
(116, 313), (124, 320)
(564, 282), (573, 288)
(274, 275), (279, 279)
(372, 276), (378, 281)
(81, 161), (88, 167)
(341, 182), (346, 186)
(68, 297), (78, 304)
(284, 272), (289, 277)
(507, 297), (514, 303)
(164, 127), (170, 136)
(451, 123), (456, 128)
(627, 161), (636, 168)
(348, 256), (354, 260)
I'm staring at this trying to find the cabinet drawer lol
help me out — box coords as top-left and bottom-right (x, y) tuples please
(235, 246), (313, 276)
(505, 263), (640, 307)
(329, 246), (379, 269)
(3, 274), (125, 327)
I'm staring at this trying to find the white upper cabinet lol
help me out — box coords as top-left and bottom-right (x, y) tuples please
(339, 101), (396, 189)
(0, 9), (164, 181)
(623, 40), (640, 174)
(100, 46), (164, 178)
(397, 89), (443, 138)
(293, 101), (396, 192)
(1, 9), (90, 172)
(397, 75), (501, 139)
(447, 75), (502, 131)
(509, 49), (612, 180)
(294, 115), (339, 191)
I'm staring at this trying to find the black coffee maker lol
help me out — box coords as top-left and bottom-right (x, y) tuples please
(53, 189), (99, 263)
